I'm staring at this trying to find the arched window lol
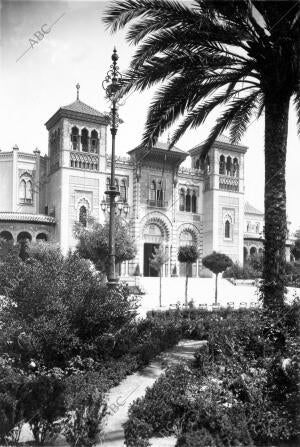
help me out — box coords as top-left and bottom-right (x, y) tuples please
(179, 188), (185, 211)
(120, 179), (127, 202)
(17, 232), (32, 243)
(192, 191), (197, 213)
(36, 233), (48, 242)
(186, 189), (191, 212)
(0, 231), (13, 244)
(91, 130), (99, 153)
(219, 155), (225, 174)
(19, 180), (26, 202)
(225, 220), (231, 239)
(250, 246), (257, 257)
(150, 180), (156, 201)
(79, 205), (87, 227)
(233, 157), (239, 177)
(19, 178), (33, 204)
(71, 126), (79, 150)
(226, 156), (232, 176)
(81, 128), (89, 152)
(27, 180), (32, 201)
(156, 180), (163, 202)
(179, 230), (195, 247)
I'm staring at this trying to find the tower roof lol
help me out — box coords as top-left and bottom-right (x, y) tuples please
(189, 134), (248, 156)
(60, 99), (106, 118)
(45, 85), (109, 129)
(244, 201), (263, 215)
(128, 140), (187, 164)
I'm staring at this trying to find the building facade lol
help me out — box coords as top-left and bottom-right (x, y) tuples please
(0, 92), (293, 275)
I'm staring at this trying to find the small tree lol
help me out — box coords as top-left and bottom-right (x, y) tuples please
(177, 246), (199, 306)
(202, 251), (233, 305)
(149, 246), (169, 307)
(74, 216), (136, 274)
(291, 238), (300, 261)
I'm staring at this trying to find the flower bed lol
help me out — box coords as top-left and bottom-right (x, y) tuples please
(124, 303), (300, 447)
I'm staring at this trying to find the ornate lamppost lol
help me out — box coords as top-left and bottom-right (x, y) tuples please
(102, 47), (123, 286)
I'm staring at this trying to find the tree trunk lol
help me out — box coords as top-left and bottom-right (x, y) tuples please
(215, 273), (218, 305)
(159, 269), (162, 307)
(263, 91), (290, 309)
(185, 264), (189, 306)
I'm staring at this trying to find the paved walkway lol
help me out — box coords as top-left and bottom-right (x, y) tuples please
(99, 340), (205, 447)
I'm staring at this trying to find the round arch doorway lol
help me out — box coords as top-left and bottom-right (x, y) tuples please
(143, 222), (166, 277)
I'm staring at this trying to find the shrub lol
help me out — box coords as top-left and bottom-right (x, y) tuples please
(63, 388), (107, 447)
(223, 262), (259, 279)
(0, 357), (27, 444)
(124, 365), (192, 446)
(124, 417), (152, 447)
(22, 372), (66, 444)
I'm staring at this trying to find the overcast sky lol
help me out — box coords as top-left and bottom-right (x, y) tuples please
(0, 0), (299, 231)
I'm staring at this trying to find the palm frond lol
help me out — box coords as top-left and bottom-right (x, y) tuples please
(140, 65), (257, 146)
(229, 91), (262, 143)
(103, 0), (195, 33)
(171, 86), (258, 146)
(199, 93), (261, 158)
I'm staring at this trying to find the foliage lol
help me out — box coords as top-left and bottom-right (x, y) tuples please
(150, 246), (169, 273)
(202, 252), (233, 276)
(223, 261), (259, 279)
(0, 243), (138, 367)
(178, 246), (199, 305)
(203, 252), (233, 303)
(291, 238), (300, 260)
(103, 0), (300, 310)
(177, 246), (198, 265)
(125, 302), (300, 446)
(74, 216), (136, 272)
(63, 388), (107, 447)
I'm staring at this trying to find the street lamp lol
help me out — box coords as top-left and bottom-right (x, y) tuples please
(100, 196), (129, 217)
(102, 47), (124, 286)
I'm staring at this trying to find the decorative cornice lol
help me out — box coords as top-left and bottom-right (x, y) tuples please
(0, 212), (56, 225)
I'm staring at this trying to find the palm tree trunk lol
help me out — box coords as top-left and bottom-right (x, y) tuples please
(263, 91), (290, 309)
(215, 273), (218, 305)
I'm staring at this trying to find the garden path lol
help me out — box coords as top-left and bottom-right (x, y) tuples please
(99, 339), (206, 447)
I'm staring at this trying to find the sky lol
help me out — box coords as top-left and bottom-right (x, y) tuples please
(0, 0), (299, 231)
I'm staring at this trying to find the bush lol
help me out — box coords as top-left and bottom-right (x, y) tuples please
(223, 262), (260, 279)
(124, 365), (192, 446)
(63, 388), (107, 447)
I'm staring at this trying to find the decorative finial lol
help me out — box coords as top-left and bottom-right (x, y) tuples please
(76, 83), (80, 100)
(112, 47), (118, 62)
(167, 132), (170, 147)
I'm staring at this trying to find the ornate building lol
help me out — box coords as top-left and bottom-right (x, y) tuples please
(0, 89), (293, 275)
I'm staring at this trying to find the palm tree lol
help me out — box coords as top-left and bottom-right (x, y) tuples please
(104, 0), (300, 309)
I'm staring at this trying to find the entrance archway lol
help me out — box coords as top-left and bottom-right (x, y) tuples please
(143, 222), (164, 277)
